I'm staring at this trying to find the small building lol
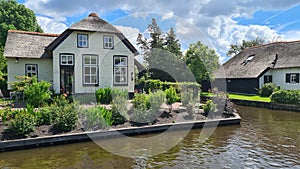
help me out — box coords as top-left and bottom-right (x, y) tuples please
(3, 13), (139, 97)
(215, 41), (300, 94)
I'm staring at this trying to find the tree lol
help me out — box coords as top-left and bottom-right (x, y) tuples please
(0, 0), (43, 82)
(227, 37), (265, 56)
(164, 28), (182, 56)
(148, 18), (164, 49)
(185, 41), (220, 83)
(137, 19), (186, 82)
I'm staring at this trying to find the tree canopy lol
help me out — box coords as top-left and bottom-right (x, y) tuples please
(0, 0), (43, 82)
(137, 18), (220, 83)
(227, 37), (265, 56)
(185, 41), (220, 83)
(137, 18), (183, 81)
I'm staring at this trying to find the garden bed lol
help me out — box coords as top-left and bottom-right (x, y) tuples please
(0, 101), (236, 141)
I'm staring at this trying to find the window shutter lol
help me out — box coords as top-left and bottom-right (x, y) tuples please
(286, 74), (291, 83)
(270, 76), (272, 83)
(264, 76), (267, 84)
(296, 73), (300, 83)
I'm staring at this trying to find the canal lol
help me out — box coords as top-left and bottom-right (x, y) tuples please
(0, 105), (299, 168)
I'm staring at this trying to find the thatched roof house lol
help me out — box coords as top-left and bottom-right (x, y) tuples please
(215, 41), (300, 94)
(4, 13), (140, 97)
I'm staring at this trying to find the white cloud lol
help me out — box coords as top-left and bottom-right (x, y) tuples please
(115, 25), (140, 47)
(37, 16), (68, 34)
(23, 0), (300, 63)
(161, 12), (174, 20)
(282, 30), (300, 41)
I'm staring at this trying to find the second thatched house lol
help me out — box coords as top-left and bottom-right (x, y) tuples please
(215, 41), (300, 94)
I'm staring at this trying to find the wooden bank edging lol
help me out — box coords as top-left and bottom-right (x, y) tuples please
(230, 99), (300, 112)
(0, 114), (241, 152)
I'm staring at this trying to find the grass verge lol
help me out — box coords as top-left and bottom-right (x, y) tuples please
(201, 92), (271, 102)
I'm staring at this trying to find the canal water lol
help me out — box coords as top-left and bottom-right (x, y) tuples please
(0, 105), (300, 168)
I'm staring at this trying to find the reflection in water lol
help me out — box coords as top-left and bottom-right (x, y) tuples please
(0, 105), (300, 168)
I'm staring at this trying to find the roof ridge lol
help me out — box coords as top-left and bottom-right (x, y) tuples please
(245, 40), (300, 51)
(8, 30), (60, 37)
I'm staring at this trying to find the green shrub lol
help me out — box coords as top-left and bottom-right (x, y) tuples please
(35, 107), (52, 126)
(130, 109), (151, 125)
(0, 108), (17, 123)
(5, 110), (35, 137)
(180, 84), (200, 107)
(131, 90), (165, 124)
(24, 77), (51, 107)
(180, 84), (200, 116)
(9, 76), (34, 93)
(111, 89), (128, 125)
(164, 87), (179, 105)
(95, 87), (112, 104)
(81, 106), (113, 130)
(202, 100), (217, 115)
(132, 93), (149, 110)
(51, 96), (79, 132)
(148, 90), (166, 112)
(271, 90), (300, 105)
(259, 83), (278, 97)
(144, 80), (162, 93)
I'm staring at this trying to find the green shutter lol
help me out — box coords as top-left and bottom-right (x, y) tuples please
(296, 73), (300, 83)
(286, 74), (291, 83)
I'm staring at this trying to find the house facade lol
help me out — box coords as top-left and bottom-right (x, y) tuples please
(4, 13), (138, 96)
(215, 41), (300, 94)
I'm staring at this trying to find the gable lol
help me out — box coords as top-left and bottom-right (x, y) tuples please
(46, 13), (138, 57)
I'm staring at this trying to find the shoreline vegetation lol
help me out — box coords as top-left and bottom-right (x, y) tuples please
(0, 81), (238, 141)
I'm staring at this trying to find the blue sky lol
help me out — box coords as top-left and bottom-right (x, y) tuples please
(17, 0), (300, 63)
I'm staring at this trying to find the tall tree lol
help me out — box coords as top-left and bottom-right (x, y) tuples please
(164, 27), (182, 56)
(147, 18), (164, 49)
(227, 37), (265, 56)
(185, 41), (219, 83)
(137, 18), (186, 82)
(0, 0), (43, 81)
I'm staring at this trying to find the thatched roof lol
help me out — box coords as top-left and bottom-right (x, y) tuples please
(4, 30), (59, 59)
(215, 41), (300, 79)
(69, 13), (121, 34)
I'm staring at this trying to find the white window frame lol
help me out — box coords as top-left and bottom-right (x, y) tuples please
(78, 34), (88, 48)
(291, 74), (297, 84)
(104, 36), (114, 49)
(83, 55), (98, 85)
(113, 56), (128, 85)
(60, 54), (74, 65)
(25, 64), (38, 78)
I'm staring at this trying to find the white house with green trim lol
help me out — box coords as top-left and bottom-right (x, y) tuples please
(3, 13), (139, 97)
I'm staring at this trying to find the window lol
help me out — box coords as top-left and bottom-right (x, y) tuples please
(286, 73), (299, 84)
(78, 34), (88, 48)
(264, 75), (272, 84)
(60, 54), (74, 65)
(83, 55), (98, 85)
(114, 56), (127, 85)
(104, 36), (113, 49)
(242, 54), (255, 66)
(25, 64), (38, 77)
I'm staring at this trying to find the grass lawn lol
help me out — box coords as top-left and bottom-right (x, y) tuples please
(201, 92), (271, 102)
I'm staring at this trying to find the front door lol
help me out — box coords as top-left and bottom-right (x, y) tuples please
(60, 54), (75, 95)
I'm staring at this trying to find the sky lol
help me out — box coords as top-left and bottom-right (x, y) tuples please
(17, 0), (300, 63)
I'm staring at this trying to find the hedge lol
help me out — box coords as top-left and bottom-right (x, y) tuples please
(137, 79), (201, 94)
(270, 90), (300, 105)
